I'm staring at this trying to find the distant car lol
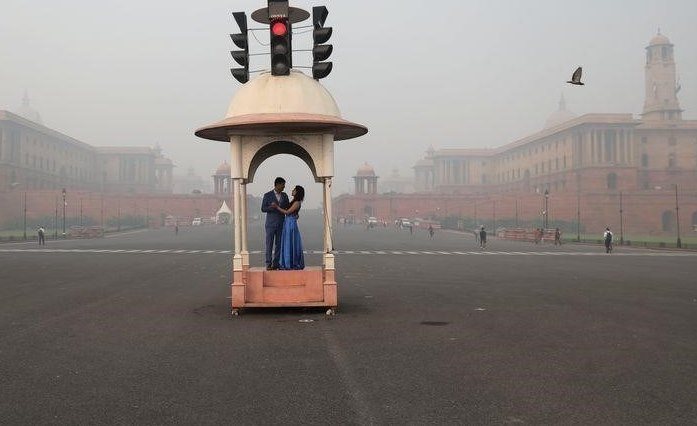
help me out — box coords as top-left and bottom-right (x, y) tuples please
(367, 217), (378, 228)
(192, 217), (202, 226)
(400, 219), (412, 228)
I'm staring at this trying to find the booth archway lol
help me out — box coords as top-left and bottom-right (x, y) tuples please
(195, 70), (367, 313)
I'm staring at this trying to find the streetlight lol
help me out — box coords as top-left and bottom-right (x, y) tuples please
(576, 191), (581, 242)
(675, 184), (682, 248)
(492, 200), (496, 232)
(23, 191), (27, 240)
(62, 188), (66, 237)
(514, 198), (519, 228)
(473, 200), (478, 226)
(54, 196), (58, 239)
(543, 189), (549, 229)
(619, 191), (624, 245)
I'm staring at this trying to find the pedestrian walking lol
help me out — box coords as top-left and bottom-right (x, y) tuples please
(428, 225), (434, 239)
(479, 226), (487, 249)
(37, 226), (45, 245)
(554, 228), (562, 246)
(175, 223), (179, 235)
(603, 227), (613, 253)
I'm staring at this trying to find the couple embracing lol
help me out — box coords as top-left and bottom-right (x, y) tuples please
(261, 177), (305, 270)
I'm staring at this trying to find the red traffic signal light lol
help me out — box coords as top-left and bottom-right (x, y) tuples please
(271, 20), (288, 37)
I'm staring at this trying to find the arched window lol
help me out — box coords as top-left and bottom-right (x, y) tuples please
(641, 154), (649, 167)
(662, 210), (675, 232)
(668, 154), (676, 168)
(607, 173), (618, 190)
(692, 211), (697, 228)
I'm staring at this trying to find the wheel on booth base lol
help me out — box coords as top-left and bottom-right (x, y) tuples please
(325, 308), (336, 316)
(231, 308), (240, 317)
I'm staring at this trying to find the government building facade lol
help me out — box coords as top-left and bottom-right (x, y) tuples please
(0, 94), (174, 194)
(336, 32), (697, 235)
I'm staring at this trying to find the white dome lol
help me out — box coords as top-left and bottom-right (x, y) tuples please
(649, 32), (671, 46)
(195, 70), (367, 142)
(544, 94), (576, 129)
(15, 92), (43, 125)
(226, 70), (341, 119)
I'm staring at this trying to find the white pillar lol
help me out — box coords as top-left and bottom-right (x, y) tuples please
(323, 177), (334, 264)
(321, 134), (335, 268)
(230, 136), (243, 272)
(240, 181), (249, 268)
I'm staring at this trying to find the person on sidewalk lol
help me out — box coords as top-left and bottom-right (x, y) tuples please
(603, 227), (613, 253)
(479, 226), (487, 249)
(37, 226), (45, 245)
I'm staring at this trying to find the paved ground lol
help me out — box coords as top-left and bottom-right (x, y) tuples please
(1, 215), (696, 424)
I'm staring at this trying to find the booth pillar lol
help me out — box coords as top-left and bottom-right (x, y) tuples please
(240, 181), (249, 269)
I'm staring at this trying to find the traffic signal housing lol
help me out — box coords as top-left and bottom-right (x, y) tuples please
(230, 12), (249, 84)
(270, 18), (292, 76)
(312, 6), (332, 80)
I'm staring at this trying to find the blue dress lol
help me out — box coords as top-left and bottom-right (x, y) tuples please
(279, 205), (304, 270)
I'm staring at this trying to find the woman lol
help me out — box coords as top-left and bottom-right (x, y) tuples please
(275, 185), (305, 270)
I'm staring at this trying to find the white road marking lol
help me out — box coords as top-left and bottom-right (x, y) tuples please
(1, 248), (696, 258)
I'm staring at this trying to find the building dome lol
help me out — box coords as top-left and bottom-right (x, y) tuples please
(195, 70), (367, 142)
(649, 31), (671, 46)
(544, 94), (577, 129)
(356, 162), (376, 177)
(414, 158), (434, 168)
(15, 91), (43, 125)
(215, 162), (231, 175)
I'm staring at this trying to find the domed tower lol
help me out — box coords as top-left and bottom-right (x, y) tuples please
(213, 162), (232, 195)
(544, 94), (576, 129)
(643, 30), (682, 121)
(15, 90), (43, 124)
(354, 163), (378, 195)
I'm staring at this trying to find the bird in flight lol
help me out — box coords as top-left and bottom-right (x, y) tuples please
(567, 66), (584, 85)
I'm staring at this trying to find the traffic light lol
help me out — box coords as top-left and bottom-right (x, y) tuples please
(312, 6), (332, 80)
(270, 18), (292, 76)
(230, 12), (249, 84)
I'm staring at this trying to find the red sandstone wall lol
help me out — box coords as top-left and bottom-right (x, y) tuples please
(334, 191), (697, 237)
(0, 190), (237, 228)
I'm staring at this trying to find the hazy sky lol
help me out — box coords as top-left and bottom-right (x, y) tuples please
(2, 0), (696, 206)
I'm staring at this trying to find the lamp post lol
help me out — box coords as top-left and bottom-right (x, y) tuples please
(474, 200), (478, 226)
(79, 198), (83, 226)
(576, 191), (581, 242)
(619, 191), (624, 245)
(514, 198), (519, 228)
(675, 184), (681, 248)
(54, 196), (58, 239)
(23, 192), (27, 240)
(543, 189), (549, 229)
(117, 198), (121, 232)
(62, 188), (66, 237)
(492, 200), (496, 232)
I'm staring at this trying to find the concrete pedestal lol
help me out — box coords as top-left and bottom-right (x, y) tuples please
(231, 266), (337, 310)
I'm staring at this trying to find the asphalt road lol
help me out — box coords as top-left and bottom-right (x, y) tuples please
(1, 215), (696, 425)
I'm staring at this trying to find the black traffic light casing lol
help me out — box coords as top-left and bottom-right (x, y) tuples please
(270, 17), (292, 76)
(230, 12), (249, 83)
(312, 6), (332, 79)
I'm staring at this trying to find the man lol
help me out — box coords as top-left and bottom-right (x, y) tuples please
(479, 226), (487, 249)
(37, 226), (45, 245)
(603, 227), (613, 253)
(554, 228), (562, 246)
(261, 177), (290, 270)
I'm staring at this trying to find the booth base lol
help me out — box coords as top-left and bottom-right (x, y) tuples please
(231, 266), (338, 312)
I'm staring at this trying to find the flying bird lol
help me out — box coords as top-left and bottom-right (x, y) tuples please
(567, 66), (584, 85)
